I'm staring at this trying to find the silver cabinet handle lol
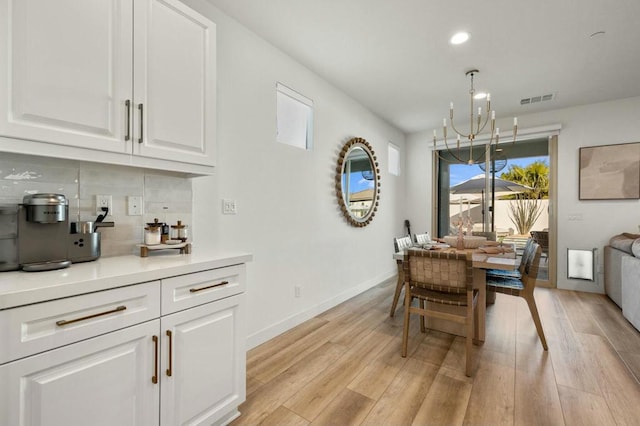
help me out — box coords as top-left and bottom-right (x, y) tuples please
(138, 103), (144, 144)
(125, 100), (131, 141)
(56, 305), (126, 327)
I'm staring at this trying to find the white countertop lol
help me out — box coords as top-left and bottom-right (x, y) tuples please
(0, 249), (253, 310)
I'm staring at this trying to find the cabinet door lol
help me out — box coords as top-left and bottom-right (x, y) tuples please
(133, 0), (216, 167)
(160, 294), (245, 426)
(0, 0), (133, 153)
(0, 320), (160, 426)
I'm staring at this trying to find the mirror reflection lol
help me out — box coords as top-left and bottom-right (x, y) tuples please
(343, 147), (375, 219)
(336, 138), (380, 227)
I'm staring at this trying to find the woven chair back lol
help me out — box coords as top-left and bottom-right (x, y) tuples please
(405, 249), (473, 293)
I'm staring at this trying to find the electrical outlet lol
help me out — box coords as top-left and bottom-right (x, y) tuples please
(96, 195), (112, 216)
(294, 286), (301, 298)
(127, 196), (142, 216)
(222, 199), (237, 215)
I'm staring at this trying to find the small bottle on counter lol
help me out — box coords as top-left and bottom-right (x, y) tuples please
(161, 222), (170, 243)
(161, 206), (170, 243)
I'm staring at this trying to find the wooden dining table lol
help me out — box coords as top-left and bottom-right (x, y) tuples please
(393, 246), (517, 342)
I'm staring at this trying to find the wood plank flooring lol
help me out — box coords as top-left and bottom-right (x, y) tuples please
(232, 279), (640, 425)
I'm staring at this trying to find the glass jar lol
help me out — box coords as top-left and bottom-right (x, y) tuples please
(171, 220), (188, 241)
(144, 225), (161, 245)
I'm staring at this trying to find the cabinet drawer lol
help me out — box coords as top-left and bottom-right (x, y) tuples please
(161, 264), (245, 315)
(0, 281), (160, 365)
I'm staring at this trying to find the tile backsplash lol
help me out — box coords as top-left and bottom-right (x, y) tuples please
(0, 152), (192, 257)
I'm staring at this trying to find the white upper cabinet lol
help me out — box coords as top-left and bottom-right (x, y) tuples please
(0, 0), (133, 153)
(134, 0), (216, 166)
(0, 0), (216, 170)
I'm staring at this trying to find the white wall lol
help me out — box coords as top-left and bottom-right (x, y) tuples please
(185, 0), (407, 348)
(407, 96), (640, 294)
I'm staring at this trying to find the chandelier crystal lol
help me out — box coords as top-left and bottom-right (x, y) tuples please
(433, 69), (518, 164)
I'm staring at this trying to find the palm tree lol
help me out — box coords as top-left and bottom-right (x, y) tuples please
(500, 160), (549, 199)
(500, 160), (549, 234)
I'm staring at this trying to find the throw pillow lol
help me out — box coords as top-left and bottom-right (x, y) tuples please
(632, 238), (640, 258)
(623, 232), (640, 239)
(610, 234), (635, 255)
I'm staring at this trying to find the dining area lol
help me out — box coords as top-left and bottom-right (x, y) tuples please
(391, 233), (548, 377)
(233, 236), (640, 426)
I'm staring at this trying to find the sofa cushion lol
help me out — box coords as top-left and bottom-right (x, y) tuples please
(632, 239), (640, 258)
(610, 234), (635, 255)
(621, 255), (640, 332)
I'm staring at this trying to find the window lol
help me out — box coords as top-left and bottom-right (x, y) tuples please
(276, 83), (313, 150)
(388, 142), (400, 176)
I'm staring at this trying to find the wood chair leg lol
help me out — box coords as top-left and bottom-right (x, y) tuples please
(390, 264), (404, 317)
(465, 293), (474, 377)
(419, 299), (426, 333)
(523, 294), (548, 350)
(401, 283), (411, 357)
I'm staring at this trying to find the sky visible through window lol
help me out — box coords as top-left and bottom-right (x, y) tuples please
(450, 155), (548, 186)
(344, 171), (376, 193)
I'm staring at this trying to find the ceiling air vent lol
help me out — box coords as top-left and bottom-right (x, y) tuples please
(520, 93), (555, 105)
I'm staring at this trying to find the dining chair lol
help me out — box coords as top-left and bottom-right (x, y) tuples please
(485, 237), (534, 280)
(486, 242), (548, 350)
(401, 249), (478, 376)
(530, 230), (549, 262)
(393, 235), (413, 253)
(390, 236), (414, 317)
(413, 232), (431, 244)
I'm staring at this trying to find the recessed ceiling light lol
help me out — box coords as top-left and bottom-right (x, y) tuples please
(450, 32), (470, 45)
(474, 92), (487, 100)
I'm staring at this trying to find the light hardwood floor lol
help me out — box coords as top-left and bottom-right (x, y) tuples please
(232, 279), (640, 425)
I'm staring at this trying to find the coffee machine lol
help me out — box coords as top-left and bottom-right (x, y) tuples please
(17, 194), (72, 271)
(0, 194), (111, 272)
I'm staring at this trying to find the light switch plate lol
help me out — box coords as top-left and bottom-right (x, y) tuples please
(128, 196), (143, 216)
(222, 199), (237, 215)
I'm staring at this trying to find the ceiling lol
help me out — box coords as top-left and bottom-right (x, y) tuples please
(206, 0), (640, 135)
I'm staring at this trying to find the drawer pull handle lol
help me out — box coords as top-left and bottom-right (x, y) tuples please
(166, 330), (173, 377)
(189, 280), (229, 293)
(152, 335), (159, 384)
(55, 305), (127, 327)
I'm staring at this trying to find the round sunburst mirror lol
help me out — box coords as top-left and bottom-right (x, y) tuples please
(335, 137), (381, 227)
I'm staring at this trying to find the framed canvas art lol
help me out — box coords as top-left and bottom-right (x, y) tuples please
(579, 142), (640, 200)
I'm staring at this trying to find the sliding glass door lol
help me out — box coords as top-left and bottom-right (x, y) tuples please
(435, 138), (553, 285)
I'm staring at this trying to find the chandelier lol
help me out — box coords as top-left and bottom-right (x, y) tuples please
(433, 69), (518, 164)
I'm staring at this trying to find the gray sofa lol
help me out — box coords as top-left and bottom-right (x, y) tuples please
(604, 233), (640, 332)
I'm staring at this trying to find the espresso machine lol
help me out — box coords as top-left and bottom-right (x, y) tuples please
(0, 194), (113, 272)
(17, 194), (72, 271)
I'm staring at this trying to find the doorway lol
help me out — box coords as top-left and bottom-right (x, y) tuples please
(434, 137), (555, 286)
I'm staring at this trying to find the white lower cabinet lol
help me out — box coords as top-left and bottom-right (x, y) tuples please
(160, 294), (245, 425)
(0, 264), (247, 426)
(0, 320), (160, 426)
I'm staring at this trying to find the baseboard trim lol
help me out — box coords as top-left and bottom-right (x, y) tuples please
(245, 269), (396, 350)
